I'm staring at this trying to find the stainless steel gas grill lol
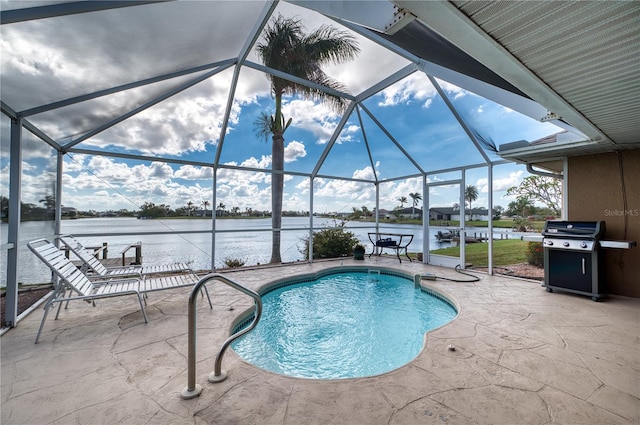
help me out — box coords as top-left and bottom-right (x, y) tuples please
(542, 221), (606, 301)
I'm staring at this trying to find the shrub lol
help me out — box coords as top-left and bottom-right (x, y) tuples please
(526, 242), (543, 267)
(223, 257), (245, 268)
(300, 220), (360, 259)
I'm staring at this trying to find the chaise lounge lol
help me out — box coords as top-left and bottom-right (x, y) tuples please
(57, 234), (192, 279)
(27, 238), (211, 343)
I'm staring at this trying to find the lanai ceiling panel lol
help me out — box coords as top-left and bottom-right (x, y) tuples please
(278, 101), (351, 176)
(360, 74), (485, 173)
(24, 70), (220, 149)
(0, 1), (266, 112)
(314, 120), (377, 181)
(435, 78), (563, 160)
(77, 69), (235, 159)
(349, 106), (423, 180)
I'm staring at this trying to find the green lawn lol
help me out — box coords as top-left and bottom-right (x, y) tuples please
(430, 239), (529, 266)
(356, 218), (544, 230)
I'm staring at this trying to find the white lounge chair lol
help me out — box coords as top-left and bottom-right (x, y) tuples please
(28, 238), (211, 344)
(57, 234), (192, 279)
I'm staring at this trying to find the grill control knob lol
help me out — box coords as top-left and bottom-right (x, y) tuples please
(581, 242), (587, 249)
(546, 240), (553, 246)
(563, 242), (570, 247)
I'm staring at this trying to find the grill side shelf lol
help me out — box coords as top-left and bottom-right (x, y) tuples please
(599, 240), (637, 249)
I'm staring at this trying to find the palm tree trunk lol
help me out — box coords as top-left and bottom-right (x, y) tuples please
(270, 131), (284, 263)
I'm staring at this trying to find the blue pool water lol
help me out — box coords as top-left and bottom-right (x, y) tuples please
(231, 271), (457, 379)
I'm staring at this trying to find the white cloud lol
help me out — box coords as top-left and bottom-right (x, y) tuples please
(284, 140), (307, 162)
(479, 170), (524, 192)
(377, 73), (437, 107)
(240, 155), (271, 170)
(174, 165), (214, 180)
(352, 165), (376, 181)
(282, 99), (342, 145)
(434, 78), (471, 101)
(336, 124), (360, 144)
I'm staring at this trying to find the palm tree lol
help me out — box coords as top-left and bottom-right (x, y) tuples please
(186, 201), (194, 216)
(464, 185), (479, 221)
(397, 196), (408, 208)
(39, 195), (55, 210)
(255, 15), (359, 263)
(202, 200), (210, 215)
(409, 192), (422, 218)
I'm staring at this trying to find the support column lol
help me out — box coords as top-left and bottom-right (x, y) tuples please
(309, 176), (314, 263)
(374, 182), (380, 233)
(5, 117), (22, 328)
(55, 151), (63, 238)
(211, 168), (217, 271)
(422, 174), (429, 263)
(488, 165), (494, 275)
(459, 170), (466, 269)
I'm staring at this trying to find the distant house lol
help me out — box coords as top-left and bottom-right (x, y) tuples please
(193, 209), (213, 217)
(429, 207), (489, 221)
(61, 206), (78, 218)
(429, 207), (454, 221)
(465, 208), (490, 221)
(396, 207), (423, 219)
(376, 209), (389, 219)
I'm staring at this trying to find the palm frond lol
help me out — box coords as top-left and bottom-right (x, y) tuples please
(256, 14), (359, 114)
(304, 25), (360, 65)
(253, 112), (273, 142)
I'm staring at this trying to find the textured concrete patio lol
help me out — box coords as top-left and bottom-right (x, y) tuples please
(2, 257), (638, 424)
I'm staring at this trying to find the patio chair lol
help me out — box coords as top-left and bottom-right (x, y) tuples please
(28, 238), (148, 343)
(57, 234), (192, 279)
(28, 239), (212, 344)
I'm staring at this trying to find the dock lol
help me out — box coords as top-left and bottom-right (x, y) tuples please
(63, 242), (143, 267)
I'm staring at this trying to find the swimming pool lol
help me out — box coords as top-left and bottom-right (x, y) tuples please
(231, 269), (457, 379)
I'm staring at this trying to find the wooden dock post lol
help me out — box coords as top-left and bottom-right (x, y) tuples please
(121, 242), (142, 265)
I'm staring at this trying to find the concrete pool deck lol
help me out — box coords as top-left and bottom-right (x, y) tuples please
(2, 257), (638, 424)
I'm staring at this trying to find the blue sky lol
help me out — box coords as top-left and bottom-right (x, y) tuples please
(0, 1), (564, 216)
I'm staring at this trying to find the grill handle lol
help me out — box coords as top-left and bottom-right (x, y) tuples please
(582, 258), (586, 275)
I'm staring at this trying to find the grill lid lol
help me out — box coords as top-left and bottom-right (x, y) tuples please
(542, 221), (606, 240)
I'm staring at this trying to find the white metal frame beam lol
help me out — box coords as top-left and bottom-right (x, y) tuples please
(4, 117), (23, 327)
(244, 61), (355, 101)
(0, 1), (172, 25)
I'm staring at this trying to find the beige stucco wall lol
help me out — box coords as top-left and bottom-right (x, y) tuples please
(567, 149), (640, 297)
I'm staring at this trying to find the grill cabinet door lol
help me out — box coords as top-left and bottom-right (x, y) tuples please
(547, 250), (593, 292)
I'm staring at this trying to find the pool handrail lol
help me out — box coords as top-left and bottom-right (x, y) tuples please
(181, 273), (262, 400)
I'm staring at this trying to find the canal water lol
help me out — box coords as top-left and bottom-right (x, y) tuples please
(1, 217), (521, 286)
